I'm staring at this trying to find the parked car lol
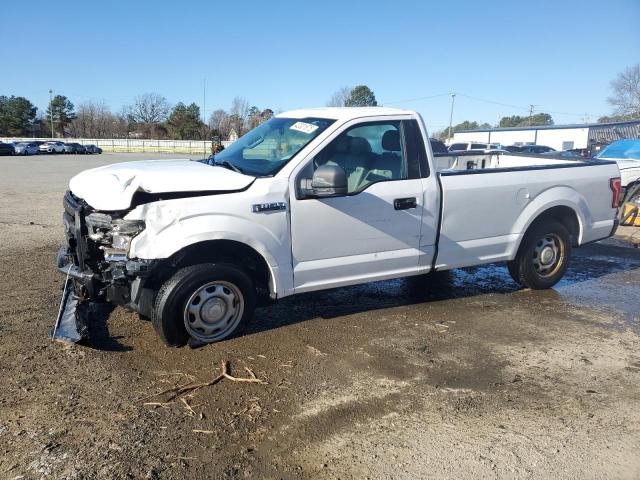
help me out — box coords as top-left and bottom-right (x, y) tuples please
(595, 139), (640, 199)
(84, 144), (102, 154)
(55, 107), (622, 345)
(519, 145), (556, 154)
(64, 143), (87, 154)
(14, 142), (40, 155)
(0, 142), (16, 155)
(39, 141), (66, 154)
(567, 148), (590, 158)
(504, 145), (525, 153)
(448, 142), (503, 153)
(429, 138), (448, 154)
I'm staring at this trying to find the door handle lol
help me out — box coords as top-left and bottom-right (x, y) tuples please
(393, 197), (417, 210)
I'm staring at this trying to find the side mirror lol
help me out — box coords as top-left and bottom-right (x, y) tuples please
(301, 164), (348, 198)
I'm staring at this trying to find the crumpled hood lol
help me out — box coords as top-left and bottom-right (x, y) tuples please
(69, 159), (255, 211)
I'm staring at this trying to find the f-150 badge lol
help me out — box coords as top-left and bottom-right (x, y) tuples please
(252, 202), (287, 213)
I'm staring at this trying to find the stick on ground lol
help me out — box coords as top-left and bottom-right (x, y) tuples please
(140, 359), (267, 404)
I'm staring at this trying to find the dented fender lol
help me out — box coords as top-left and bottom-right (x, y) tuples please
(125, 184), (293, 297)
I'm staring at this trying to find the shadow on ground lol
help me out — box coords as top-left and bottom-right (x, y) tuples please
(83, 241), (639, 349)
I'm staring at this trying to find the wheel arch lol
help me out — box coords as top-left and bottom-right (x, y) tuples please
(154, 239), (277, 298)
(514, 204), (581, 258)
(511, 186), (589, 252)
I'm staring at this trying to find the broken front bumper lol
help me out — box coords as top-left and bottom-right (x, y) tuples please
(52, 277), (89, 343)
(56, 246), (96, 294)
(56, 245), (158, 307)
(53, 192), (160, 342)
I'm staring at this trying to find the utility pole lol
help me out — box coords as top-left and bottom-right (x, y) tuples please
(447, 93), (456, 143)
(528, 104), (535, 126)
(49, 89), (54, 138)
(203, 78), (207, 157)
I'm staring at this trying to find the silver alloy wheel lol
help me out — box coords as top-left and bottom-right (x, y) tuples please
(532, 233), (563, 277)
(183, 280), (244, 342)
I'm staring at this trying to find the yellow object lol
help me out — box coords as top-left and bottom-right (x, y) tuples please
(621, 203), (640, 226)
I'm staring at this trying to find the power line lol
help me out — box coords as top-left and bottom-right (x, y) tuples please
(385, 91), (601, 117)
(540, 108), (599, 118)
(457, 93), (531, 112)
(457, 93), (601, 119)
(382, 92), (450, 105)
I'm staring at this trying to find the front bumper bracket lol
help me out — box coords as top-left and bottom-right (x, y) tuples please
(52, 277), (89, 343)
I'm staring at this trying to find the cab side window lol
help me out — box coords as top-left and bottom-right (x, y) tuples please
(313, 121), (407, 193)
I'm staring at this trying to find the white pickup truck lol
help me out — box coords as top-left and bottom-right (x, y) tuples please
(56, 107), (621, 346)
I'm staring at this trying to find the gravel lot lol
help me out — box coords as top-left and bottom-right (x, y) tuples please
(1, 153), (639, 479)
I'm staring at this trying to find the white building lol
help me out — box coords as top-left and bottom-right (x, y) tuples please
(227, 128), (239, 142)
(450, 120), (640, 151)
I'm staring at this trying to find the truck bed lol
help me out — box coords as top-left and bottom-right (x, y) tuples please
(433, 153), (619, 270)
(434, 151), (585, 172)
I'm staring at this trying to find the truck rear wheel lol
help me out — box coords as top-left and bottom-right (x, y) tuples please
(152, 263), (256, 346)
(507, 221), (572, 290)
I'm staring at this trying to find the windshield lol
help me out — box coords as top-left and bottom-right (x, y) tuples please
(205, 117), (335, 176)
(595, 140), (640, 160)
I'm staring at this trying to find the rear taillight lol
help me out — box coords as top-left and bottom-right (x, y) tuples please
(610, 177), (622, 208)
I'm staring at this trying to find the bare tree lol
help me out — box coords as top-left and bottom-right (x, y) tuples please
(209, 109), (230, 135)
(116, 106), (136, 137)
(607, 64), (640, 118)
(71, 101), (120, 138)
(129, 93), (170, 124)
(326, 86), (353, 107)
(229, 96), (250, 120)
(111, 114), (130, 138)
(226, 97), (250, 136)
(70, 103), (92, 138)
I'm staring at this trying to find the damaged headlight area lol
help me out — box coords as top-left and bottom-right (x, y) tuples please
(86, 213), (145, 259)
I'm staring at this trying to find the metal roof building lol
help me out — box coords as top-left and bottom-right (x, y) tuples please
(450, 120), (640, 151)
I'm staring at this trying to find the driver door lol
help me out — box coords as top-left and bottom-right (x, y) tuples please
(289, 118), (427, 293)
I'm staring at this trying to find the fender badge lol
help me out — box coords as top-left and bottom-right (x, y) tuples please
(252, 202), (287, 213)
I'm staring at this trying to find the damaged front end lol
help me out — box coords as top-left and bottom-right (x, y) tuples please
(53, 190), (158, 343)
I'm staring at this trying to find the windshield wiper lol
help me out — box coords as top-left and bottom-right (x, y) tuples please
(214, 159), (244, 174)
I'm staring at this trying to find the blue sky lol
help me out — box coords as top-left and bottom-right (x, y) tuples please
(1, 0), (638, 132)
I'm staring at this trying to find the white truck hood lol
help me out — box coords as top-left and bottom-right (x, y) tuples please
(69, 160), (255, 211)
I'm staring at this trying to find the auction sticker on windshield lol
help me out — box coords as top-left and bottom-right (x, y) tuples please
(290, 121), (319, 134)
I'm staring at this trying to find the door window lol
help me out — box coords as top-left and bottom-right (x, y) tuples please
(311, 121), (407, 193)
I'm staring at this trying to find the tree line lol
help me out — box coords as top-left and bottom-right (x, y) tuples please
(0, 93), (277, 141)
(433, 113), (555, 140)
(1, 65), (638, 140)
(0, 85), (380, 140)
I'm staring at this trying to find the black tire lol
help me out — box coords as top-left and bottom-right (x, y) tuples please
(152, 263), (256, 346)
(507, 221), (572, 290)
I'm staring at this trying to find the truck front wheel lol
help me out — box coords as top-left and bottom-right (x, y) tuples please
(152, 263), (256, 346)
(507, 221), (572, 290)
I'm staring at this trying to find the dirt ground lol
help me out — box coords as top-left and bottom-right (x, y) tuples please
(1, 154), (639, 479)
